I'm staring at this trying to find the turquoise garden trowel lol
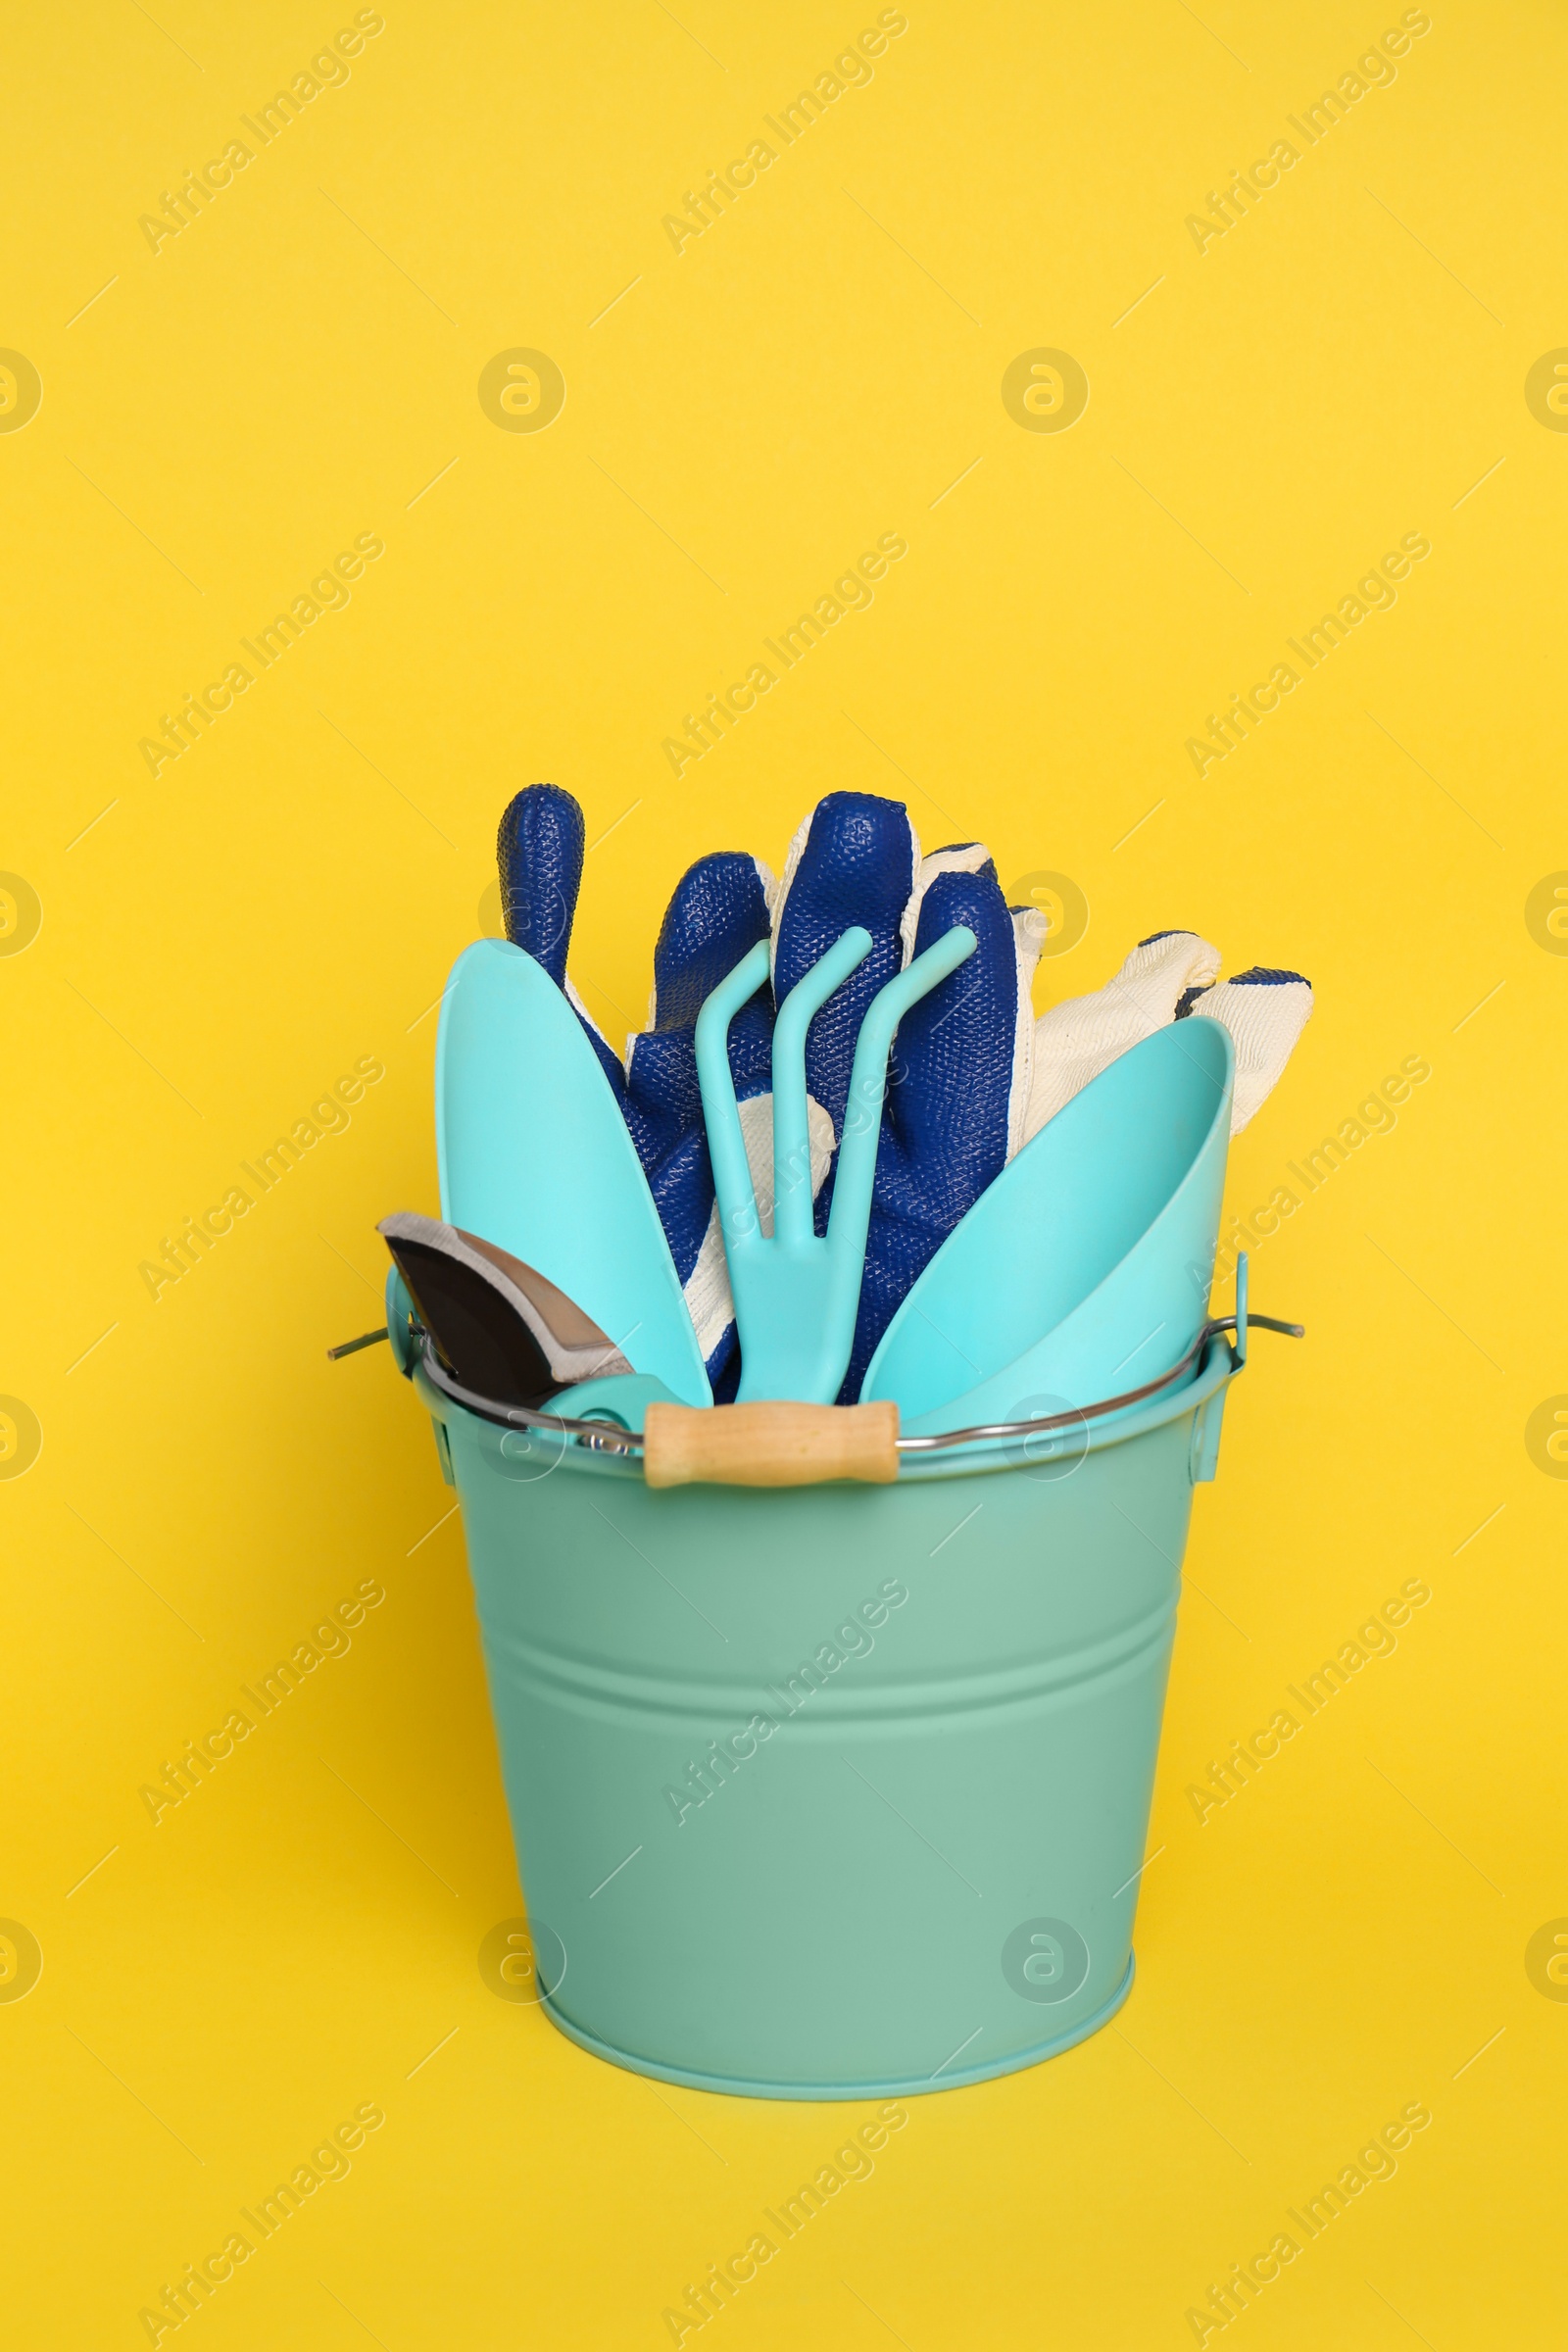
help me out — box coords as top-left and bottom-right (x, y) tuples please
(696, 922), (977, 1404)
(435, 939), (711, 1407)
(861, 1016), (1235, 1433)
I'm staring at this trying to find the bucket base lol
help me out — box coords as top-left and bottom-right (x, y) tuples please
(538, 1954), (1136, 2103)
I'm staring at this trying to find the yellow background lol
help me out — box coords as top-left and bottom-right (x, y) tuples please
(5, 1), (1565, 2342)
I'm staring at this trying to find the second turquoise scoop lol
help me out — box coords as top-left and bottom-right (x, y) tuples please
(860, 1017), (1234, 1431)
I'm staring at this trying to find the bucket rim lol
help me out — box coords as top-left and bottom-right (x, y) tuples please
(414, 1327), (1256, 1487)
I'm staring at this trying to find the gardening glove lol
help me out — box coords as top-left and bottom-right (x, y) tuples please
(497, 783), (775, 1393)
(1187, 964), (1315, 1129)
(1023, 929), (1313, 1142)
(770, 791), (1042, 1402)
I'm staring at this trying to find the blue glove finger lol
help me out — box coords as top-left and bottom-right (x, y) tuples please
(650, 854), (776, 1035)
(847, 848), (1028, 1397)
(496, 783), (625, 1100)
(884, 850), (1024, 1226)
(625, 851), (774, 1210)
(623, 852), (774, 1395)
(771, 791), (919, 1147)
(498, 782), (581, 987)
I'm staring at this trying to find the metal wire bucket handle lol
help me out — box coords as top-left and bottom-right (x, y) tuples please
(395, 1253), (1301, 1482)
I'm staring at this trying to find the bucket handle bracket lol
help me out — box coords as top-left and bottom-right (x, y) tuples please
(1191, 1253), (1291, 1484)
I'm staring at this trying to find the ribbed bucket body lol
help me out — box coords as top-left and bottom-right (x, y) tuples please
(423, 1345), (1234, 2099)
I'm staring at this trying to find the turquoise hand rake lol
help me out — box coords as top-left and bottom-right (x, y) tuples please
(695, 923), (977, 1403)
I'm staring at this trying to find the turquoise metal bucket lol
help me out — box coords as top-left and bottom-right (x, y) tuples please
(402, 1308), (1256, 2101)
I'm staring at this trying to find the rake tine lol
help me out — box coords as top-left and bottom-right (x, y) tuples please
(770, 926), (872, 1246)
(694, 940), (772, 1253)
(828, 926), (977, 1279)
